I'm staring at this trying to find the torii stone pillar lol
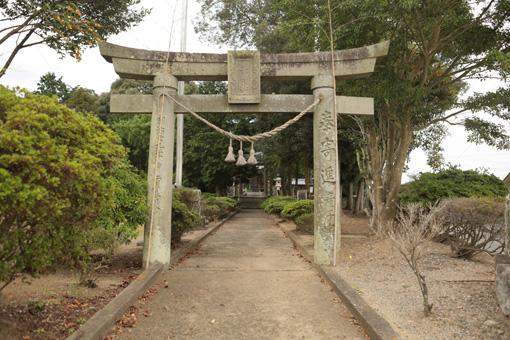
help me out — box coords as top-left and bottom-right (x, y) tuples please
(312, 75), (341, 265)
(143, 73), (177, 268)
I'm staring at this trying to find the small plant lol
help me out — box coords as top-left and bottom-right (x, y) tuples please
(375, 203), (443, 317)
(76, 316), (88, 325)
(439, 197), (505, 259)
(27, 300), (46, 315)
(281, 200), (314, 220)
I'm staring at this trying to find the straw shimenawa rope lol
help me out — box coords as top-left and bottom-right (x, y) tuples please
(163, 93), (321, 143)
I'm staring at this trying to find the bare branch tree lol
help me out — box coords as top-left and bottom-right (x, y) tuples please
(374, 203), (443, 316)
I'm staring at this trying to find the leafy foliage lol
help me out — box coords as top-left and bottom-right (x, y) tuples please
(110, 114), (151, 171)
(261, 196), (296, 214)
(0, 86), (146, 289)
(201, 194), (238, 222)
(171, 189), (201, 245)
(400, 168), (508, 204)
(65, 86), (100, 115)
(196, 0), (510, 227)
(0, 1), (149, 77)
(35, 72), (70, 102)
(281, 199), (314, 219)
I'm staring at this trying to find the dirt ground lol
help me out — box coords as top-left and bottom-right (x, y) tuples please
(0, 226), (214, 340)
(285, 213), (510, 340)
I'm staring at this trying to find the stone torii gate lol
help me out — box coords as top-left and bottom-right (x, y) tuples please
(99, 41), (389, 267)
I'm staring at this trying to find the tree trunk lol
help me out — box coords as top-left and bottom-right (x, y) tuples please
(354, 181), (364, 214)
(348, 183), (354, 211)
(359, 117), (413, 229)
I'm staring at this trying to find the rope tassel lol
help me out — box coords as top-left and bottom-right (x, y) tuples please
(236, 141), (247, 166)
(247, 142), (257, 165)
(224, 138), (235, 163)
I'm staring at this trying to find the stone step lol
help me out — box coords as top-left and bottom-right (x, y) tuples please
(238, 196), (266, 209)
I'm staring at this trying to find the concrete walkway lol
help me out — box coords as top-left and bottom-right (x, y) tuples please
(119, 210), (364, 339)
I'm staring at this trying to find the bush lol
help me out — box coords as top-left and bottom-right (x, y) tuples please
(438, 197), (506, 259)
(201, 203), (221, 222)
(400, 168), (508, 204)
(0, 87), (147, 290)
(281, 200), (314, 220)
(171, 190), (201, 245)
(261, 196), (296, 214)
(201, 195), (238, 221)
(295, 213), (314, 234)
(175, 187), (201, 215)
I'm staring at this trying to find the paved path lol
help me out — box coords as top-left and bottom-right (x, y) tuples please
(120, 210), (364, 339)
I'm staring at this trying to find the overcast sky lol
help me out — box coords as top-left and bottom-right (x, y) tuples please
(1, 0), (509, 182)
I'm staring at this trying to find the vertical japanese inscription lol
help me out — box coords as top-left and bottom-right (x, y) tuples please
(313, 75), (341, 265)
(228, 50), (261, 104)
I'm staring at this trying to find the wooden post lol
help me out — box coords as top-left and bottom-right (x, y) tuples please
(143, 73), (177, 268)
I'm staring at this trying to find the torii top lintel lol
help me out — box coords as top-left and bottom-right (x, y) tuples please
(98, 41), (389, 82)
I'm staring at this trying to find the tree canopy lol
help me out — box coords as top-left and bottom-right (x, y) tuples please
(0, 0), (149, 77)
(35, 72), (69, 102)
(196, 0), (510, 225)
(400, 168), (508, 204)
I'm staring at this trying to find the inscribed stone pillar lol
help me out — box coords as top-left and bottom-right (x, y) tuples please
(143, 73), (177, 268)
(312, 75), (341, 266)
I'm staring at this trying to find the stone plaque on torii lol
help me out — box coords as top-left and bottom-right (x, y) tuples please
(99, 41), (389, 267)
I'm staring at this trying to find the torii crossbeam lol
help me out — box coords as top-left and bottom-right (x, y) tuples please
(99, 41), (389, 267)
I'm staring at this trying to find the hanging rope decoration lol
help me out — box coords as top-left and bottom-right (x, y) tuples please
(163, 93), (321, 166)
(225, 138), (236, 162)
(247, 142), (257, 165)
(236, 141), (247, 166)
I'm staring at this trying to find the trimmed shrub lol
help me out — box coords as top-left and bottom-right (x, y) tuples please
(261, 196), (296, 214)
(202, 203), (221, 222)
(295, 213), (314, 234)
(438, 197), (506, 259)
(281, 200), (314, 220)
(175, 187), (201, 215)
(201, 195), (238, 221)
(0, 87), (147, 290)
(171, 190), (201, 245)
(203, 196), (238, 212)
(400, 168), (508, 204)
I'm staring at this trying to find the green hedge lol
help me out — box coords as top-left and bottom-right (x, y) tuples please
(400, 168), (508, 204)
(261, 196), (296, 214)
(172, 189), (201, 245)
(281, 200), (314, 219)
(262, 196), (315, 234)
(201, 194), (238, 221)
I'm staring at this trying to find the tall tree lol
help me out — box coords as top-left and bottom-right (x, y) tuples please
(196, 0), (510, 227)
(35, 72), (69, 102)
(65, 86), (100, 114)
(0, 0), (148, 77)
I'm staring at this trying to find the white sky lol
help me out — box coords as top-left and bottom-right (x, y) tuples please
(1, 0), (509, 182)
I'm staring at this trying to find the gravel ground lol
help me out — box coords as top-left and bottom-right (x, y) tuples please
(284, 216), (510, 340)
